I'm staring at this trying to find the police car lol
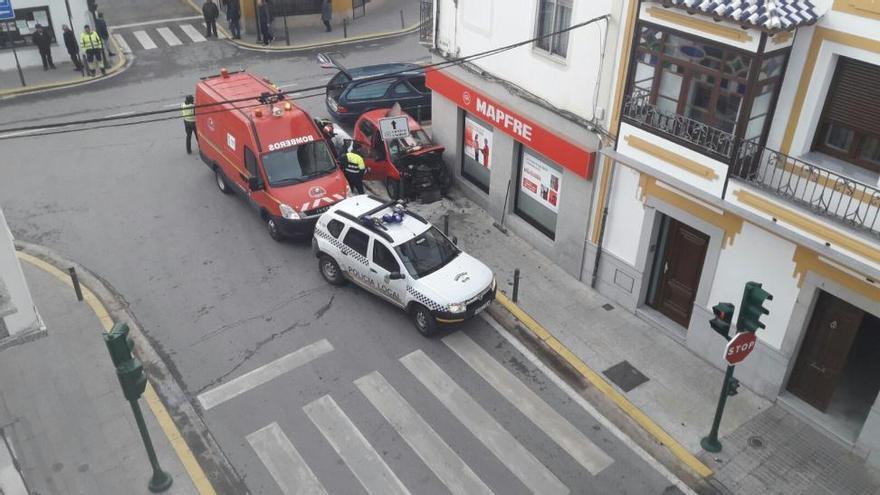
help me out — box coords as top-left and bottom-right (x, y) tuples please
(312, 196), (496, 335)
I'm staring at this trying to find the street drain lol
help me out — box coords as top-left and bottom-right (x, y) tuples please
(602, 303), (614, 311)
(747, 435), (764, 449)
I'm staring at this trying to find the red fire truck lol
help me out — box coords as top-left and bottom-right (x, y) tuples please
(196, 69), (350, 240)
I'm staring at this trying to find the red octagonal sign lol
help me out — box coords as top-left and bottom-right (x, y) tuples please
(725, 332), (758, 365)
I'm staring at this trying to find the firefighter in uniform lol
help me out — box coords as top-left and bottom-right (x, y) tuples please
(181, 95), (197, 154)
(80, 25), (105, 77)
(344, 143), (366, 195)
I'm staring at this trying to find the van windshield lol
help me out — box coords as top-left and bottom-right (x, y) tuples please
(262, 141), (337, 187)
(394, 227), (460, 279)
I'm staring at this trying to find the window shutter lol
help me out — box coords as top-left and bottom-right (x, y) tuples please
(823, 58), (880, 137)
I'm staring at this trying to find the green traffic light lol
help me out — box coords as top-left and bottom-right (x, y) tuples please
(104, 322), (135, 367)
(737, 282), (773, 332)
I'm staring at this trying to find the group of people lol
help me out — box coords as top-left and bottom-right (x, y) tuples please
(202, 0), (333, 46)
(30, 13), (112, 75)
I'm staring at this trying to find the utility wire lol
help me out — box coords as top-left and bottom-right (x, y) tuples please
(0, 14), (609, 139)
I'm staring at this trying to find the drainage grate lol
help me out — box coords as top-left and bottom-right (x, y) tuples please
(603, 360), (649, 392)
(602, 303), (614, 311)
(747, 435), (764, 449)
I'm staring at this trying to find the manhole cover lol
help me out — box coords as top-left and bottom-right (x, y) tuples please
(747, 435), (764, 449)
(602, 303), (614, 311)
(603, 360), (649, 392)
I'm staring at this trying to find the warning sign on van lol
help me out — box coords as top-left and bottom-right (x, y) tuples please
(379, 116), (410, 139)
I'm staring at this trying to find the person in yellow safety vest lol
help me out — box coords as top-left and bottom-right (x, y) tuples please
(344, 142), (366, 194)
(80, 25), (105, 77)
(181, 95), (197, 154)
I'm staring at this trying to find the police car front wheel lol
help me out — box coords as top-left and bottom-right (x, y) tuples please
(319, 255), (346, 285)
(411, 303), (437, 336)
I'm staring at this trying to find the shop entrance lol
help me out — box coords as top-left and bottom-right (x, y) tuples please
(787, 290), (880, 438)
(646, 215), (709, 328)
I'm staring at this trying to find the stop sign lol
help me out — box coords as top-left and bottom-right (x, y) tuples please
(725, 332), (757, 365)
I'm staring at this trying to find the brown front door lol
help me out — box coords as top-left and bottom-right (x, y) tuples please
(653, 218), (710, 327)
(787, 291), (865, 412)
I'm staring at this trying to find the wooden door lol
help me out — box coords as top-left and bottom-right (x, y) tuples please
(654, 219), (709, 327)
(787, 291), (865, 412)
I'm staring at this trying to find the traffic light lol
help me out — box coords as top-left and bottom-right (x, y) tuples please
(87, 0), (97, 12)
(726, 377), (740, 396)
(104, 323), (148, 401)
(737, 282), (773, 332)
(710, 302), (735, 339)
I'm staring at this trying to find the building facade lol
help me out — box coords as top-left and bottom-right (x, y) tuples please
(0, 0), (91, 70)
(0, 208), (41, 345)
(593, 0), (880, 464)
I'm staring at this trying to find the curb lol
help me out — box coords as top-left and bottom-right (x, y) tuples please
(13, 241), (248, 495)
(0, 36), (131, 99)
(491, 291), (715, 479)
(183, 0), (422, 53)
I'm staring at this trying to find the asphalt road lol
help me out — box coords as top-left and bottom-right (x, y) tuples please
(0, 24), (684, 495)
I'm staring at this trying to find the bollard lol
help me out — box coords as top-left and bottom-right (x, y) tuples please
(443, 214), (449, 235)
(68, 267), (83, 301)
(283, 15), (290, 45)
(512, 269), (520, 303)
(400, 9), (405, 29)
(343, 18), (348, 38)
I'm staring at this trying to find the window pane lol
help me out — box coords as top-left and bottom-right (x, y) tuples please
(639, 25), (664, 51)
(723, 53), (752, 78)
(759, 52), (786, 80)
(634, 55), (657, 92)
(824, 123), (855, 152)
(656, 96), (679, 114)
(684, 74), (714, 122)
(749, 83), (775, 119)
(343, 228), (370, 257)
(858, 136), (880, 166)
(699, 45), (724, 71)
(346, 79), (394, 100)
(658, 63), (684, 100)
(535, 0), (554, 51)
(391, 82), (415, 96)
(372, 242), (400, 273)
(551, 2), (572, 57)
(715, 90), (742, 133)
(745, 115), (766, 140)
(327, 219), (344, 238)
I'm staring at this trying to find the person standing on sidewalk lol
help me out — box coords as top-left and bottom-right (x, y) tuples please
(62, 25), (83, 71)
(226, 0), (241, 39)
(181, 95), (197, 154)
(203, 0), (220, 38)
(80, 25), (105, 77)
(32, 25), (56, 71)
(94, 13), (115, 56)
(257, 0), (273, 45)
(321, 0), (332, 32)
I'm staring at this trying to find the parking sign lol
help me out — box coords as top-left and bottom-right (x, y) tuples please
(0, 0), (14, 21)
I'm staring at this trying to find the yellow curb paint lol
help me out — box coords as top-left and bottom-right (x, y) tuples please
(16, 251), (219, 495)
(0, 37), (128, 98)
(495, 292), (714, 478)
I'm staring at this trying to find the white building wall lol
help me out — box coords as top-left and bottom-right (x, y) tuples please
(0, 0), (90, 70)
(601, 164), (644, 265)
(0, 208), (40, 338)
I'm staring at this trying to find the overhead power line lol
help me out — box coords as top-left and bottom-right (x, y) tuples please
(0, 14), (609, 140)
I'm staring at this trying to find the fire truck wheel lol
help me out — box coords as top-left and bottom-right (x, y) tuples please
(215, 168), (233, 195)
(385, 178), (401, 200)
(266, 217), (284, 242)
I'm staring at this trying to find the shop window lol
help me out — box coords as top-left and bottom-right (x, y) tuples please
(813, 57), (880, 174)
(462, 114), (492, 193)
(0, 6), (55, 49)
(515, 148), (562, 239)
(535, 0), (572, 58)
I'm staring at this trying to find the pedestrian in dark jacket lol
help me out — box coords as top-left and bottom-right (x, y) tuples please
(203, 0), (220, 38)
(257, 0), (273, 45)
(31, 24), (56, 70)
(226, 0), (241, 39)
(94, 13), (115, 56)
(62, 25), (83, 71)
(321, 0), (332, 32)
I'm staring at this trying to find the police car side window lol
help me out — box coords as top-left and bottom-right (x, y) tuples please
(372, 242), (400, 273)
(327, 219), (344, 239)
(342, 228), (370, 257)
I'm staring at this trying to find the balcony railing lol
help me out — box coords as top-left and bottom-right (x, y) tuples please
(419, 0), (433, 45)
(621, 91), (880, 238)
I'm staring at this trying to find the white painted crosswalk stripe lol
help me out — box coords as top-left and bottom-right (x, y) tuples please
(132, 30), (157, 50)
(401, 350), (569, 495)
(443, 332), (614, 475)
(197, 339), (333, 410)
(304, 395), (411, 495)
(247, 422), (328, 495)
(112, 33), (131, 54)
(156, 27), (182, 46)
(179, 23), (206, 43)
(354, 371), (494, 495)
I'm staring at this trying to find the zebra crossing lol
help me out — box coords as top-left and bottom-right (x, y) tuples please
(199, 331), (620, 494)
(112, 20), (220, 53)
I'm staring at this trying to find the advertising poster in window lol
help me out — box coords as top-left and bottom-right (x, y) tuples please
(520, 152), (562, 212)
(464, 116), (492, 169)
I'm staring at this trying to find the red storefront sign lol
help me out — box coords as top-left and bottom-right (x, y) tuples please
(426, 69), (596, 179)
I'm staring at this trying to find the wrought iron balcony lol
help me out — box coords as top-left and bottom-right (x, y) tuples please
(419, 0), (433, 45)
(620, 91), (880, 238)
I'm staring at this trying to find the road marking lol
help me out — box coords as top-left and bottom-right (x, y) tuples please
(180, 24), (206, 43)
(0, 128), (47, 139)
(443, 332), (614, 475)
(247, 423), (327, 495)
(304, 395), (411, 495)
(112, 15), (203, 30)
(197, 339), (333, 410)
(105, 111), (134, 118)
(277, 82), (298, 89)
(482, 314), (699, 495)
(354, 371), (494, 495)
(113, 33), (132, 54)
(156, 27), (182, 46)
(401, 350), (569, 495)
(16, 251), (217, 495)
(132, 30), (158, 50)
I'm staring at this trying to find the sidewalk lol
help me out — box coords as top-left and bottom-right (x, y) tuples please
(0, 254), (199, 494)
(0, 42), (127, 98)
(195, 0), (422, 51)
(393, 186), (880, 494)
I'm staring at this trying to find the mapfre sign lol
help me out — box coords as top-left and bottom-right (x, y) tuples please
(725, 332), (757, 365)
(426, 69), (596, 179)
